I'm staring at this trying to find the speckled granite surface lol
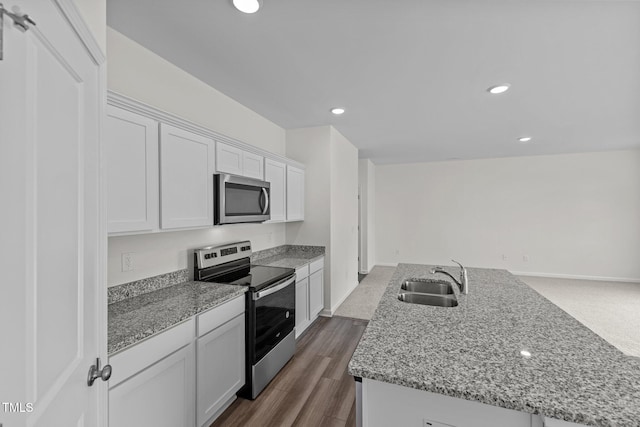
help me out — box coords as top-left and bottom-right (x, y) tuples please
(348, 264), (640, 427)
(108, 269), (190, 304)
(252, 245), (325, 269)
(108, 281), (246, 355)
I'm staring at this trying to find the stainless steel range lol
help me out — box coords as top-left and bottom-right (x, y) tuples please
(194, 241), (295, 400)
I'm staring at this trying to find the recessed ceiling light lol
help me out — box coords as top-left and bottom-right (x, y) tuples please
(330, 107), (345, 115)
(487, 84), (511, 94)
(233, 0), (261, 14)
(520, 350), (532, 358)
(518, 136), (532, 143)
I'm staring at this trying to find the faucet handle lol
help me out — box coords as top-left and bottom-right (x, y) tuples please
(451, 259), (465, 270)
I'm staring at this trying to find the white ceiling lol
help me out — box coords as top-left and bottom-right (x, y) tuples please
(107, 0), (640, 164)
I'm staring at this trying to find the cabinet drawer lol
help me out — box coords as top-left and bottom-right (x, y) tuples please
(197, 295), (245, 337)
(109, 318), (195, 388)
(295, 264), (309, 281)
(309, 257), (324, 274)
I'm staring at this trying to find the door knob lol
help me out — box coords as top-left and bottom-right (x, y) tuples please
(87, 358), (112, 386)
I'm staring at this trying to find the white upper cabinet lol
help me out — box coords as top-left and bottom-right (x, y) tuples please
(286, 165), (305, 221)
(216, 141), (264, 180)
(216, 142), (243, 175)
(265, 158), (286, 222)
(105, 106), (159, 233)
(160, 124), (215, 229)
(242, 151), (264, 180)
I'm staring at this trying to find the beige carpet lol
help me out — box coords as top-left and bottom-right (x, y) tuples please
(518, 276), (640, 357)
(333, 266), (396, 320)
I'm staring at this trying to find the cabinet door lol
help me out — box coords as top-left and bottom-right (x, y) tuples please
(216, 142), (243, 175)
(105, 106), (159, 233)
(242, 151), (264, 180)
(109, 343), (196, 427)
(265, 158), (286, 222)
(197, 314), (245, 427)
(309, 268), (324, 319)
(295, 277), (309, 338)
(159, 124), (214, 229)
(286, 165), (305, 221)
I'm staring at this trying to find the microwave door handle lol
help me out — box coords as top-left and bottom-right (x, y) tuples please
(261, 188), (269, 215)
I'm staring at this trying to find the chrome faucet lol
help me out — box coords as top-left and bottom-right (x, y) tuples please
(430, 260), (468, 294)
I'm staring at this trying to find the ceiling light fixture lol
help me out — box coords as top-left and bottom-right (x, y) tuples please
(232, 0), (261, 14)
(330, 107), (345, 115)
(487, 84), (511, 94)
(520, 350), (532, 358)
(518, 136), (532, 143)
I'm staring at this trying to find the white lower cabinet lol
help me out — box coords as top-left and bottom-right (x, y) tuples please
(295, 276), (310, 338)
(294, 257), (324, 338)
(309, 259), (324, 318)
(197, 313), (245, 427)
(109, 342), (196, 427)
(362, 378), (532, 427)
(108, 296), (246, 427)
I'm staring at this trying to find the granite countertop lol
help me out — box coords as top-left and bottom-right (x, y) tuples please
(252, 245), (325, 269)
(108, 281), (246, 355)
(348, 264), (640, 427)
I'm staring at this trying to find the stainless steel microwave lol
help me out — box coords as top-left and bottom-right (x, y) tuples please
(214, 173), (271, 225)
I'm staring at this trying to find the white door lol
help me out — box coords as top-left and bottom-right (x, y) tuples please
(0, 1), (105, 426)
(159, 123), (215, 229)
(264, 158), (286, 222)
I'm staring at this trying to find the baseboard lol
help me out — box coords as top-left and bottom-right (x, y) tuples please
(326, 279), (361, 316)
(511, 271), (640, 283)
(359, 269), (370, 275)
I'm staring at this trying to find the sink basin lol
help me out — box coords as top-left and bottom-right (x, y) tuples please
(401, 278), (454, 295)
(397, 292), (458, 307)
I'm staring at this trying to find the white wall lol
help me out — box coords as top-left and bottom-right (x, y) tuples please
(375, 150), (640, 281)
(329, 127), (359, 309)
(286, 127), (333, 307)
(358, 159), (377, 272)
(107, 28), (285, 155)
(107, 28), (288, 286)
(286, 126), (359, 313)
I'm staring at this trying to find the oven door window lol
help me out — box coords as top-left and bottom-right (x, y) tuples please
(254, 282), (295, 363)
(225, 183), (268, 216)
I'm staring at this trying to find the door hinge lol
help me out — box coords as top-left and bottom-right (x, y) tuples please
(0, 3), (36, 60)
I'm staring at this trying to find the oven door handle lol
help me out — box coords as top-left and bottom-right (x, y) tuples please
(253, 275), (296, 300)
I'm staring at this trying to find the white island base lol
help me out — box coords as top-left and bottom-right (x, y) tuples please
(356, 378), (586, 427)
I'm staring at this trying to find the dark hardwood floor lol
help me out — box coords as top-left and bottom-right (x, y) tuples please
(211, 316), (367, 427)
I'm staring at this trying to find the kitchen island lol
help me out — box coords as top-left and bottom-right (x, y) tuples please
(348, 264), (640, 427)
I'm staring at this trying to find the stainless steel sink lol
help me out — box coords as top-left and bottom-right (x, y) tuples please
(401, 278), (454, 295)
(397, 292), (458, 307)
